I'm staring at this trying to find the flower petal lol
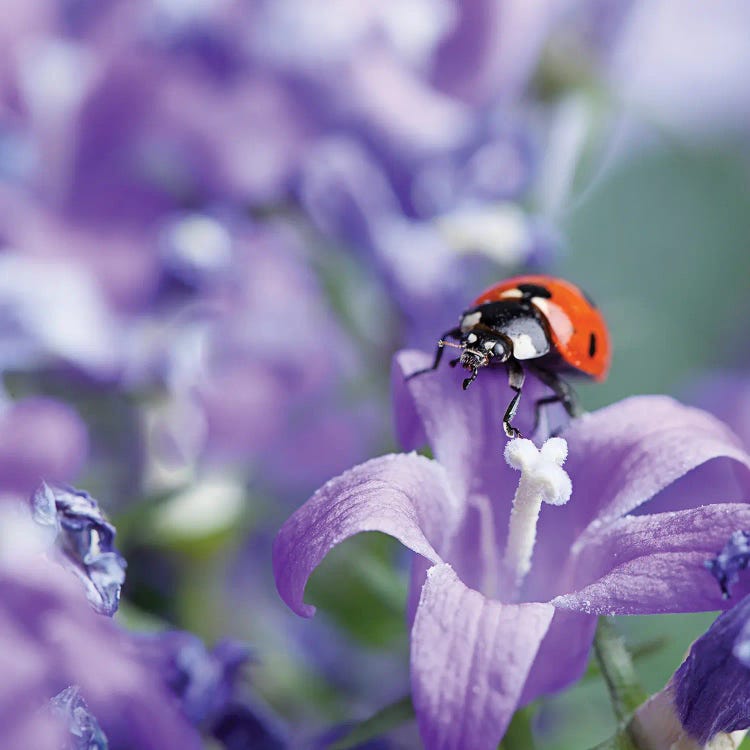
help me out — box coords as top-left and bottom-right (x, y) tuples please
(526, 395), (750, 601)
(567, 395), (750, 534)
(32, 484), (126, 617)
(673, 594), (750, 743)
(686, 371), (750, 451)
(273, 453), (461, 617)
(553, 504), (750, 615)
(519, 609), (597, 705)
(0, 398), (88, 495)
(411, 563), (554, 750)
(407, 493), (501, 622)
(392, 350), (550, 559)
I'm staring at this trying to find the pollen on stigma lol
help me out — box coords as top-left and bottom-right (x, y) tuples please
(502, 437), (572, 598)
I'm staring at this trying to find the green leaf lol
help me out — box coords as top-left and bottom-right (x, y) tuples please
(327, 695), (415, 750)
(306, 533), (408, 647)
(499, 706), (537, 750)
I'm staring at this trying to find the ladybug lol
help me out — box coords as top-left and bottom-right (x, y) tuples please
(407, 275), (611, 438)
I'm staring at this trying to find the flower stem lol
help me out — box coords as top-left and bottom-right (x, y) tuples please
(498, 706), (537, 750)
(587, 732), (641, 750)
(328, 695), (414, 750)
(593, 618), (648, 724)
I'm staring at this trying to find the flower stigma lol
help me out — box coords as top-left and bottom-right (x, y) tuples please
(502, 437), (572, 598)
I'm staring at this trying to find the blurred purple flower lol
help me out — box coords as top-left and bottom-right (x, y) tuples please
(706, 529), (750, 599)
(145, 218), (382, 493)
(0, 0), (565, 371)
(0, 397), (88, 495)
(49, 685), (108, 750)
(312, 723), (395, 750)
(274, 350), (750, 749)
(252, 0), (569, 138)
(685, 372), (750, 451)
(607, 0), (750, 139)
(136, 630), (288, 750)
(0, 251), (120, 375)
(0, 512), (202, 750)
(31, 483), (126, 617)
(297, 131), (547, 340)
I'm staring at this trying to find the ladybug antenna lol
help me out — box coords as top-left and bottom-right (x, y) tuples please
(439, 340), (463, 351)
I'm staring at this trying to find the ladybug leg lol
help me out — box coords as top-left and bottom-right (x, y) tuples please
(532, 395), (564, 437)
(502, 359), (525, 439)
(462, 368), (478, 390)
(529, 367), (582, 435)
(406, 327), (462, 380)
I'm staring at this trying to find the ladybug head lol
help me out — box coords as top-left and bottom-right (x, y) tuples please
(453, 329), (511, 389)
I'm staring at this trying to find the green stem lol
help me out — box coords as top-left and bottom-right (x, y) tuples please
(587, 731), (641, 750)
(327, 696), (414, 750)
(593, 618), (648, 725)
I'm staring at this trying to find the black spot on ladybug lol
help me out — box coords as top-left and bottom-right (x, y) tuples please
(588, 332), (597, 358)
(518, 283), (552, 300)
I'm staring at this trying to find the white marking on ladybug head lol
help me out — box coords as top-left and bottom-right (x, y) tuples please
(467, 333), (478, 344)
(460, 311), (481, 331)
(500, 288), (523, 300)
(483, 340), (495, 351)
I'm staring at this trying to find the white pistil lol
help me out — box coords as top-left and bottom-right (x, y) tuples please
(502, 437), (572, 595)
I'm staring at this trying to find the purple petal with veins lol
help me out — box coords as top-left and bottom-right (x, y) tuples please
(411, 563), (554, 749)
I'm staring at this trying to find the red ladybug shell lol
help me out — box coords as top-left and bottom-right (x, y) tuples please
(473, 275), (611, 381)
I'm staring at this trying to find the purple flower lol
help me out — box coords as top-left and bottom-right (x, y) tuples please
(607, 0), (750, 139)
(31, 483), (126, 617)
(706, 529), (750, 599)
(0, 252), (120, 375)
(672, 594), (750, 744)
(0, 397), (88, 496)
(685, 372), (750, 452)
(631, 535), (750, 749)
(297, 134), (546, 342)
(136, 630), (288, 749)
(643, 532), (750, 745)
(148, 219), (382, 494)
(0, 512), (202, 750)
(48, 685), (107, 750)
(274, 350), (750, 749)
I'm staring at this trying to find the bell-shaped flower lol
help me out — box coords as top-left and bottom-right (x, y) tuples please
(274, 351), (750, 749)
